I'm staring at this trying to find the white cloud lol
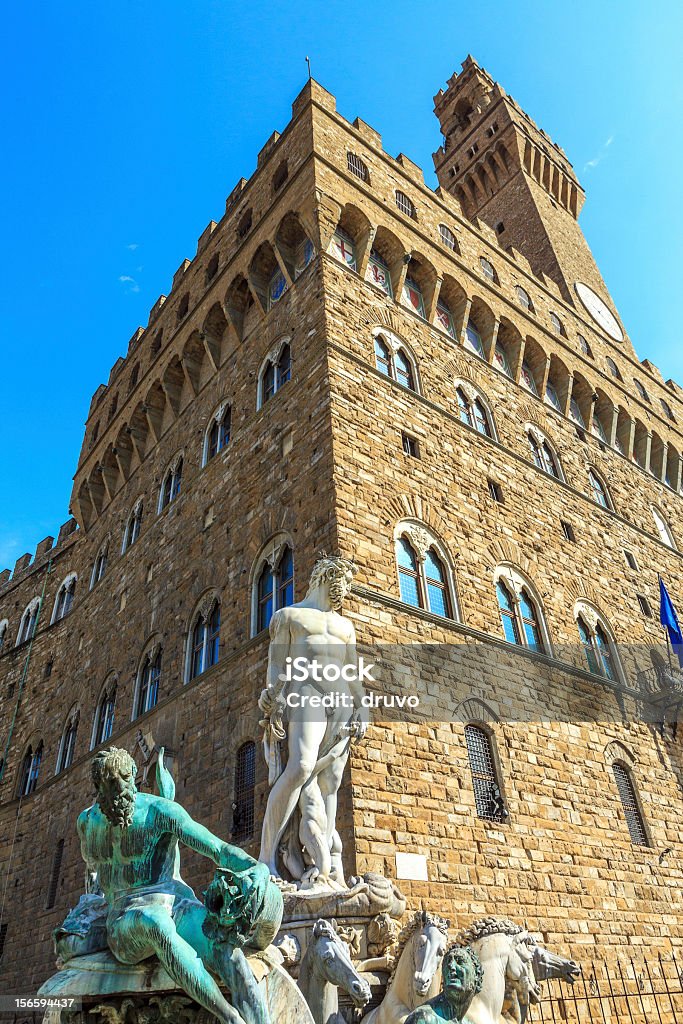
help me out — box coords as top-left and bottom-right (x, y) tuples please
(118, 275), (140, 293)
(584, 134), (615, 171)
(127, 243), (139, 251)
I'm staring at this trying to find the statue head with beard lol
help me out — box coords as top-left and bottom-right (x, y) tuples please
(92, 747), (138, 828)
(306, 555), (357, 610)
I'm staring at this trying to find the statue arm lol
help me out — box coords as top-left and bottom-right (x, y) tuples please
(163, 801), (259, 874)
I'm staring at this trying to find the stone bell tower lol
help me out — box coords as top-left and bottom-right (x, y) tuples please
(433, 57), (625, 343)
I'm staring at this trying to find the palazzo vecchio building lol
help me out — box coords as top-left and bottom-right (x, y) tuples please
(2, 57), (683, 994)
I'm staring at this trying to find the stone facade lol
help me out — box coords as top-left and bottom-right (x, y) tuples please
(2, 57), (683, 994)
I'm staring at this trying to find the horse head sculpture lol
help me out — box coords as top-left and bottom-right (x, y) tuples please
(298, 918), (371, 1024)
(456, 918), (541, 1024)
(361, 910), (450, 1024)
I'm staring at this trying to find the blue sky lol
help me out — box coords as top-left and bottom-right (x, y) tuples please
(1, 0), (681, 570)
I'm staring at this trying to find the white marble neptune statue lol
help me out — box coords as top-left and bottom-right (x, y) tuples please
(258, 555), (368, 892)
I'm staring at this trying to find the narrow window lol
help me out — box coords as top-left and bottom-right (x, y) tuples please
(634, 380), (650, 402)
(561, 520), (576, 542)
(397, 537), (421, 608)
(347, 152), (369, 181)
(661, 398), (675, 422)
(57, 714), (79, 773)
(0, 923), (7, 962)
(636, 594), (653, 618)
(19, 742), (43, 796)
(177, 294), (190, 321)
(497, 581), (521, 645)
(549, 312), (563, 335)
(276, 344), (291, 388)
(464, 725), (506, 822)
(624, 550), (639, 571)
(93, 687), (116, 747)
(237, 209), (252, 239)
(402, 433), (419, 458)
(90, 545), (108, 588)
(232, 741), (256, 841)
(588, 469), (611, 509)
(256, 547), (294, 633)
(519, 589), (542, 651)
(394, 349), (414, 390)
(206, 252), (220, 282)
(272, 161), (288, 191)
(479, 257), (496, 282)
(516, 285), (533, 311)
(439, 224), (457, 251)
(488, 479), (503, 503)
(135, 651), (161, 718)
(606, 357), (622, 380)
(257, 563), (274, 633)
(578, 334), (593, 358)
(612, 763), (649, 846)
(528, 433), (560, 478)
(545, 381), (562, 412)
(208, 406), (231, 461)
(46, 839), (65, 909)
(424, 548), (451, 617)
(395, 190), (416, 219)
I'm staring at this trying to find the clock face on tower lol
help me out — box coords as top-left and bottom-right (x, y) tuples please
(574, 282), (624, 342)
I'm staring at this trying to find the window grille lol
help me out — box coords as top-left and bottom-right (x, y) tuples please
(232, 742), (256, 841)
(612, 763), (649, 846)
(637, 594), (653, 618)
(347, 152), (369, 181)
(488, 479), (503, 503)
(46, 839), (64, 909)
(439, 224), (457, 251)
(479, 257), (495, 281)
(395, 191), (416, 219)
(464, 725), (506, 822)
(624, 550), (638, 571)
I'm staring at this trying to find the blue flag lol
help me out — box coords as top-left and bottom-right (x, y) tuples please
(659, 577), (683, 668)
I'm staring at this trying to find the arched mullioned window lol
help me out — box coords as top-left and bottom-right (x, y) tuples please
(479, 256), (496, 283)
(612, 761), (649, 846)
(90, 542), (108, 589)
(494, 567), (549, 653)
(204, 403), (231, 465)
(159, 455), (183, 512)
(575, 602), (621, 681)
(455, 381), (495, 438)
(16, 597), (41, 646)
(134, 646), (161, 719)
(51, 573), (77, 624)
(188, 599), (221, 681)
(258, 341), (291, 409)
(527, 427), (562, 479)
(56, 707), (79, 774)
(18, 741), (43, 797)
(652, 506), (676, 549)
(373, 331), (418, 392)
(588, 468), (612, 509)
(464, 724), (508, 822)
(394, 524), (457, 620)
(549, 312), (564, 335)
(122, 500), (143, 552)
(606, 357), (622, 381)
(92, 679), (117, 748)
(254, 544), (294, 634)
(232, 740), (256, 842)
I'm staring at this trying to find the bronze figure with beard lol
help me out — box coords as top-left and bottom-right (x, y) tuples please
(405, 945), (484, 1024)
(74, 747), (283, 1024)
